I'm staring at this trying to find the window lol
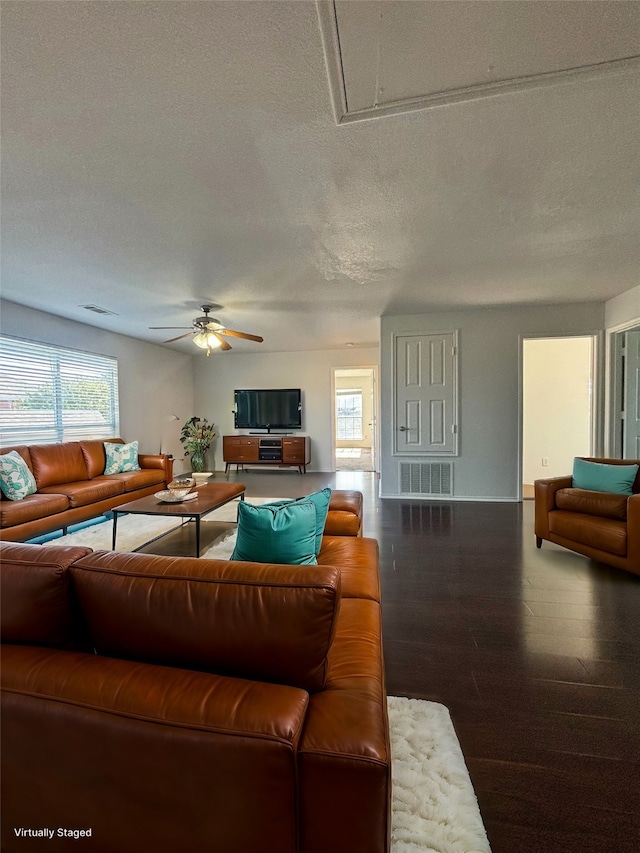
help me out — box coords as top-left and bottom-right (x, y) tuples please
(336, 388), (363, 440)
(0, 336), (120, 447)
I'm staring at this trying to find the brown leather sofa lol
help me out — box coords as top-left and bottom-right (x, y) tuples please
(1, 493), (390, 853)
(535, 457), (640, 576)
(0, 439), (173, 542)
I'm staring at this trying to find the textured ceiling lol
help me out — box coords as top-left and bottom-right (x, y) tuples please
(1, 1), (639, 354)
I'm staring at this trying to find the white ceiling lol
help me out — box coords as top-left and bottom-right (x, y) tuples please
(1, 1), (639, 354)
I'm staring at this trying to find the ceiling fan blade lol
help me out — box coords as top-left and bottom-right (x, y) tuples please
(213, 333), (232, 351)
(163, 332), (194, 343)
(149, 326), (193, 330)
(219, 328), (264, 342)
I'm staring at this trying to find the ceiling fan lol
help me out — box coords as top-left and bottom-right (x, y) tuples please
(149, 305), (264, 355)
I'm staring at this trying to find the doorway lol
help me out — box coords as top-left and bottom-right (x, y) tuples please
(610, 325), (640, 458)
(521, 336), (596, 499)
(332, 367), (378, 472)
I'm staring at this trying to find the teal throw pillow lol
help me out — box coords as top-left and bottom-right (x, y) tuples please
(265, 488), (332, 555)
(230, 499), (318, 565)
(104, 441), (141, 475)
(0, 451), (38, 501)
(572, 458), (638, 496)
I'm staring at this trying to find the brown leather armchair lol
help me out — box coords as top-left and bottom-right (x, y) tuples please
(534, 457), (640, 576)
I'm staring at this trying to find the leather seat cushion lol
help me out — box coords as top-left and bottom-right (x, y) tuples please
(318, 537), (380, 601)
(94, 470), (165, 492)
(38, 479), (124, 508)
(0, 492), (69, 526)
(556, 488), (627, 521)
(549, 510), (627, 556)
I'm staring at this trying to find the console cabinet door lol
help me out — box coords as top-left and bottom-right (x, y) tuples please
(223, 436), (259, 463)
(282, 437), (309, 464)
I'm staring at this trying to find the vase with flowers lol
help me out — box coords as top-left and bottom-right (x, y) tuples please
(180, 417), (217, 473)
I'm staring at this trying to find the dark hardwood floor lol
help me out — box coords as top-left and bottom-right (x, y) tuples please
(158, 468), (640, 852)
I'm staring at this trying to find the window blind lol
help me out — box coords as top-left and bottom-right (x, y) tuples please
(0, 336), (120, 447)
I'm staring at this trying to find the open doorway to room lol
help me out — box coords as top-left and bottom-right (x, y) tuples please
(521, 336), (597, 499)
(609, 324), (640, 459)
(332, 367), (378, 472)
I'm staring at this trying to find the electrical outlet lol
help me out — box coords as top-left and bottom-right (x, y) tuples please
(542, 457), (549, 467)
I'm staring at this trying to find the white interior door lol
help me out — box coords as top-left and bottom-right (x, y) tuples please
(394, 332), (458, 455)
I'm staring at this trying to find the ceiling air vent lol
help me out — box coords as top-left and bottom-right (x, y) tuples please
(399, 462), (453, 496)
(79, 304), (118, 315)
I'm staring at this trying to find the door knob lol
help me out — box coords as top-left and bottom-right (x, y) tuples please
(399, 426), (408, 432)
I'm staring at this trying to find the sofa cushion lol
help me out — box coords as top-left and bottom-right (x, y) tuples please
(0, 451), (38, 500)
(0, 492), (69, 527)
(1, 644), (307, 853)
(549, 510), (627, 556)
(38, 478), (124, 507)
(94, 469), (166, 492)
(556, 488), (628, 521)
(79, 439), (111, 478)
(572, 458), (639, 495)
(69, 550), (342, 692)
(104, 440), (140, 474)
(29, 442), (89, 489)
(231, 499), (318, 565)
(0, 541), (92, 646)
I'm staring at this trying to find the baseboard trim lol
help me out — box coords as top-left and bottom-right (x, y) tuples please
(379, 493), (519, 502)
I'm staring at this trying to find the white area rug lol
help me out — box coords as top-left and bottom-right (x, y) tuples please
(41, 497), (266, 556)
(388, 697), (491, 853)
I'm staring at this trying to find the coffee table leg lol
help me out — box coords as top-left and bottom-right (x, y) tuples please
(112, 511), (119, 550)
(196, 517), (201, 557)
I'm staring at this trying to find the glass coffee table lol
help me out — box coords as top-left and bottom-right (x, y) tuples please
(112, 482), (246, 557)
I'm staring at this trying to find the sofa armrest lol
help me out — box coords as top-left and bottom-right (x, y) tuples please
(534, 476), (572, 539)
(138, 453), (173, 483)
(627, 494), (640, 574)
(324, 490), (363, 536)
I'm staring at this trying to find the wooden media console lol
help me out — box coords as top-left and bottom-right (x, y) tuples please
(223, 435), (310, 473)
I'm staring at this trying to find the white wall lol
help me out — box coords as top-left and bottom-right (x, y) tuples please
(380, 303), (604, 500)
(522, 337), (593, 483)
(192, 347), (379, 472)
(0, 301), (195, 464)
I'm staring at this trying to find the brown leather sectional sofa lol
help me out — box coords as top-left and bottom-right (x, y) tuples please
(535, 457), (640, 575)
(1, 490), (391, 853)
(0, 439), (173, 541)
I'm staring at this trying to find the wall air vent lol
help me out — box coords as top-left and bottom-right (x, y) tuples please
(399, 462), (453, 496)
(79, 305), (118, 315)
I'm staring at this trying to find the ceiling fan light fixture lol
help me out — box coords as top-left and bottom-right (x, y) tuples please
(193, 331), (222, 351)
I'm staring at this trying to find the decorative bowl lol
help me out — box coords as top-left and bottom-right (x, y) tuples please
(154, 489), (198, 503)
(168, 487), (192, 500)
(192, 472), (212, 484)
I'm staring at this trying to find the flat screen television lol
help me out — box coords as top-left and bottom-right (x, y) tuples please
(234, 388), (302, 432)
